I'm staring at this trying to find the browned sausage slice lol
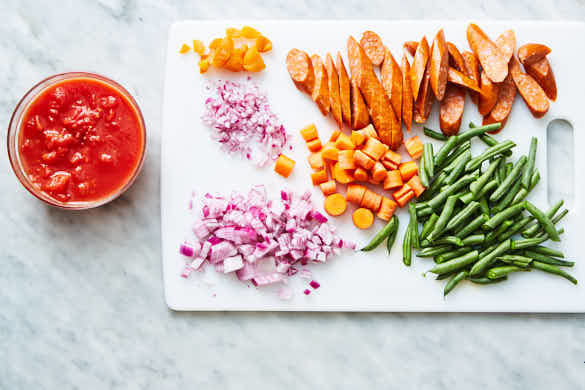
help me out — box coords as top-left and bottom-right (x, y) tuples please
(286, 48), (315, 94)
(381, 47), (402, 128)
(325, 53), (343, 127)
(447, 42), (466, 73)
(462, 51), (481, 105)
(467, 23), (508, 82)
(440, 85), (465, 136)
(495, 29), (516, 64)
(360, 31), (385, 66)
(336, 52), (352, 126)
(410, 36), (430, 101)
(478, 70), (500, 116)
(414, 66), (433, 124)
(518, 43), (552, 66)
(483, 72), (516, 132)
(403, 41), (418, 57)
(447, 67), (482, 93)
(525, 57), (557, 101)
(310, 54), (330, 116)
(350, 77), (370, 129)
(401, 54), (414, 132)
(509, 56), (549, 118)
(429, 29), (449, 101)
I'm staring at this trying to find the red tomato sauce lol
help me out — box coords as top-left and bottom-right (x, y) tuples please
(18, 78), (145, 203)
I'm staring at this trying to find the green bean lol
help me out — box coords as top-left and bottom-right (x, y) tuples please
(458, 123), (501, 143)
(477, 134), (513, 157)
(422, 171), (448, 201)
(535, 227), (564, 239)
(511, 236), (547, 250)
(521, 200), (564, 237)
(425, 143), (435, 178)
(497, 255), (533, 267)
(386, 224), (399, 254)
(361, 216), (398, 251)
(529, 245), (564, 259)
(445, 201), (481, 232)
(485, 219), (515, 245)
(487, 265), (529, 279)
(424, 127), (449, 141)
(420, 213), (439, 241)
(521, 137), (537, 189)
(444, 150), (471, 185)
(524, 201), (560, 242)
(435, 270), (459, 280)
(433, 236), (464, 247)
(462, 234), (485, 246)
(419, 149), (430, 187)
(469, 276), (508, 284)
(469, 239), (511, 276)
(429, 250), (479, 275)
(403, 223), (412, 266)
(525, 209), (568, 239)
(458, 191), (474, 205)
(434, 135), (459, 167)
(496, 216), (534, 242)
(492, 177), (523, 213)
(505, 162), (513, 176)
(417, 245), (453, 258)
(523, 250), (574, 267)
(415, 201), (429, 210)
(511, 188), (529, 206)
(435, 247), (473, 264)
(444, 270), (469, 296)
(496, 157), (507, 185)
(441, 141), (472, 172)
(427, 195), (459, 242)
(490, 155), (527, 202)
(466, 140), (516, 172)
(474, 179), (498, 201)
(479, 196), (490, 217)
(470, 158), (501, 196)
(427, 173), (477, 211)
(482, 202), (525, 230)
(416, 206), (434, 219)
(529, 169), (540, 191)
(532, 261), (577, 285)
(408, 203), (420, 249)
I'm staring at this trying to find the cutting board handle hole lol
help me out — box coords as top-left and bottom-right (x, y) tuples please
(547, 119), (574, 207)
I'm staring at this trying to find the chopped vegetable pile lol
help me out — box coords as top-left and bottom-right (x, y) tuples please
(202, 79), (290, 167)
(179, 186), (355, 294)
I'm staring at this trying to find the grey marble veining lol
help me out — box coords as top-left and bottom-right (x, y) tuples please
(1, 1), (585, 389)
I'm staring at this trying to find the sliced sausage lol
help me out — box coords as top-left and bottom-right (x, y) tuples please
(518, 43), (552, 66)
(483, 72), (516, 132)
(401, 53), (414, 132)
(325, 53), (343, 127)
(410, 36), (430, 101)
(447, 42), (466, 72)
(347, 36), (401, 149)
(403, 41), (418, 57)
(525, 57), (557, 101)
(429, 29), (449, 101)
(462, 51), (481, 105)
(381, 47), (402, 128)
(310, 54), (330, 116)
(286, 48), (315, 94)
(350, 77), (370, 129)
(509, 56), (549, 118)
(360, 31), (385, 66)
(440, 85), (465, 136)
(336, 52), (352, 126)
(414, 66), (433, 124)
(467, 23), (508, 82)
(495, 29), (516, 64)
(478, 70), (500, 116)
(447, 67), (481, 93)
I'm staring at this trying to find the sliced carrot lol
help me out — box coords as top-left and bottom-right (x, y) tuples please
(192, 40), (206, 55)
(371, 161), (388, 182)
(326, 160), (336, 181)
(274, 155), (295, 178)
(404, 41), (418, 57)
(377, 197), (398, 221)
(360, 189), (383, 212)
(447, 67), (481, 93)
(353, 150), (375, 170)
(351, 130), (366, 147)
(321, 143), (339, 161)
(399, 161), (418, 181)
(306, 138), (322, 152)
(393, 184), (412, 201)
(381, 159), (398, 171)
(383, 170), (403, 190)
(353, 167), (369, 182)
(300, 124), (319, 141)
(359, 124), (378, 139)
(404, 136), (424, 160)
(324, 193), (347, 216)
(334, 163), (354, 184)
(329, 130), (341, 142)
(353, 208), (374, 229)
(369, 177), (383, 185)
(338, 150), (356, 170)
(406, 175), (426, 197)
(307, 152), (325, 170)
(320, 180), (337, 196)
(179, 43), (191, 54)
(362, 137), (389, 161)
(395, 190), (415, 208)
(383, 150), (402, 166)
(346, 184), (366, 205)
(311, 169), (328, 186)
(335, 133), (355, 150)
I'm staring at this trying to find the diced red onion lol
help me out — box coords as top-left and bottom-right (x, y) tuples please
(179, 243), (195, 258)
(309, 280), (320, 289)
(303, 289), (311, 295)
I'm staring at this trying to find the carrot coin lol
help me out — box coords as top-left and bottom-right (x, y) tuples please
(353, 208), (374, 229)
(324, 193), (347, 216)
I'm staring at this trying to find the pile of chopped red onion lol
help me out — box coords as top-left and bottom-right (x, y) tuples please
(179, 186), (355, 295)
(201, 78), (290, 167)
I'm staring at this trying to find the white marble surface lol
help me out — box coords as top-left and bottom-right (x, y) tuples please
(2, 1), (585, 389)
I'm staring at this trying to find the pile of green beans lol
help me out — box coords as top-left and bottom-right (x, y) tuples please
(409, 122), (577, 296)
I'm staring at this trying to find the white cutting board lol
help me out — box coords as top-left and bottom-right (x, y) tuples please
(161, 21), (585, 312)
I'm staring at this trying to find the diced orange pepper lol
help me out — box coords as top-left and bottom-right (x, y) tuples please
(307, 139), (322, 152)
(329, 130), (341, 142)
(225, 27), (241, 38)
(193, 40), (206, 55)
(243, 45), (265, 72)
(241, 25), (261, 39)
(362, 137), (389, 161)
(395, 190), (415, 208)
(399, 161), (418, 181)
(338, 150), (355, 170)
(274, 155), (295, 178)
(383, 170), (403, 190)
(353, 167), (369, 182)
(335, 133), (355, 150)
(307, 152), (325, 170)
(224, 45), (246, 72)
(353, 150), (375, 170)
(311, 169), (328, 185)
(179, 43), (190, 54)
(404, 136), (424, 160)
(407, 175), (426, 197)
(209, 38), (223, 50)
(371, 162), (388, 182)
(300, 124), (319, 141)
(256, 35), (272, 52)
(211, 37), (233, 67)
(199, 58), (210, 73)
(351, 130), (367, 147)
(377, 197), (398, 221)
(322, 143), (339, 161)
(334, 163), (354, 184)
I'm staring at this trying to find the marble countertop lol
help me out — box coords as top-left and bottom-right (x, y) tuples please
(2, 1), (584, 389)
